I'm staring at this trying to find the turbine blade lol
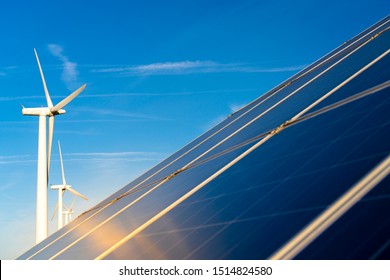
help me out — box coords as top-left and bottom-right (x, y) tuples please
(51, 84), (86, 113)
(51, 202), (59, 221)
(66, 186), (88, 201)
(69, 195), (77, 210)
(34, 48), (53, 108)
(63, 204), (69, 211)
(58, 141), (66, 186)
(47, 116), (54, 178)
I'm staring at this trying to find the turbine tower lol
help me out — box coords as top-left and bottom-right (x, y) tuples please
(22, 49), (86, 243)
(51, 141), (88, 230)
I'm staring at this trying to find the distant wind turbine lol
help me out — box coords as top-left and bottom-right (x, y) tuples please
(63, 196), (76, 225)
(51, 141), (88, 230)
(22, 49), (86, 243)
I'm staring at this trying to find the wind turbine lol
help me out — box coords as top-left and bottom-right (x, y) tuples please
(22, 49), (86, 243)
(63, 196), (76, 226)
(51, 141), (88, 230)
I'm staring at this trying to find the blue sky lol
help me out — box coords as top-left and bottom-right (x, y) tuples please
(0, 0), (388, 259)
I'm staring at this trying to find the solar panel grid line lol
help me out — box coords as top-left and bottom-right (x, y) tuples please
(232, 16), (390, 117)
(100, 83), (390, 258)
(70, 74), (389, 259)
(25, 73), (389, 260)
(139, 96), (388, 260)
(26, 54), (389, 260)
(269, 153), (390, 260)
(94, 82), (389, 259)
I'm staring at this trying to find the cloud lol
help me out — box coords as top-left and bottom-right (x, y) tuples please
(0, 88), (260, 103)
(200, 114), (227, 132)
(93, 60), (224, 75)
(56, 151), (168, 164)
(0, 95), (43, 102)
(65, 151), (163, 157)
(0, 66), (16, 77)
(229, 103), (246, 113)
(91, 61), (307, 76)
(47, 44), (79, 90)
(0, 152), (167, 165)
(74, 107), (172, 122)
(0, 155), (35, 165)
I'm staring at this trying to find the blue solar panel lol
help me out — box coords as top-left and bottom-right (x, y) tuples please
(296, 175), (390, 259)
(18, 15), (390, 260)
(101, 86), (390, 259)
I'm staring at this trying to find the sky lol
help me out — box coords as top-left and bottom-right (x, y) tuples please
(0, 0), (388, 259)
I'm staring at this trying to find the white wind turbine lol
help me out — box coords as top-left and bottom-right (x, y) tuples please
(51, 141), (88, 230)
(63, 196), (76, 226)
(22, 49), (86, 243)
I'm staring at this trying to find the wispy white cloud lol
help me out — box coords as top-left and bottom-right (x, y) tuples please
(0, 155), (35, 165)
(47, 44), (79, 90)
(56, 151), (167, 164)
(200, 115), (227, 132)
(79, 88), (260, 97)
(74, 107), (172, 122)
(0, 66), (16, 77)
(91, 61), (307, 76)
(0, 151), (167, 165)
(65, 151), (163, 157)
(229, 103), (246, 113)
(200, 102), (250, 132)
(93, 60), (221, 75)
(0, 95), (43, 101)
(0, 88), (260, 102)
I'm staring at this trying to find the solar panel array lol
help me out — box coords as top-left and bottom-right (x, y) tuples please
(18, 15), (390, 259)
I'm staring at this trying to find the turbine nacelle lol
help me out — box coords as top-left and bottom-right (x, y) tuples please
(50, 184), (71, 190)
(22, 107), (66, 116)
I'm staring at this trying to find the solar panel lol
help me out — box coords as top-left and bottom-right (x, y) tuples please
(18, 15), (390, 260)
(296, 175), (390, 259)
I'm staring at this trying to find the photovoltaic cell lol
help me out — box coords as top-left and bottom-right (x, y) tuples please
(18, 15), (390, 260)
(296, 175), (390, 260)
(102, 87), (390, 259)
